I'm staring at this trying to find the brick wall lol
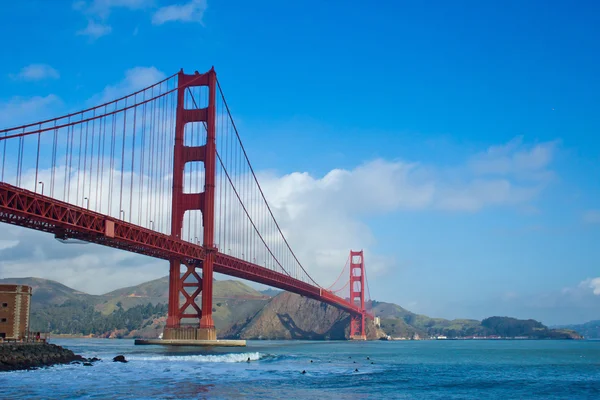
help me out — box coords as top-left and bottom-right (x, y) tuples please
(0, 285), (32, 340)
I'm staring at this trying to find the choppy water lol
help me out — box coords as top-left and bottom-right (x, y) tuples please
(1, 339), (599, 399)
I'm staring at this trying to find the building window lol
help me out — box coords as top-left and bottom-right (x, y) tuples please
(0, 318), (7, 323)
(1, 303), (7, 307)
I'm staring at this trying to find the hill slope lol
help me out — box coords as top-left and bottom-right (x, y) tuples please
(238, 292), (351, 340)
(0, 277), (100, 308)
(1, 277), (583, 340)
(553, 320), (600, 339)
(370, 300), (581, 339)
(371, 300), (484, 338)
(1, 276), (269, 338)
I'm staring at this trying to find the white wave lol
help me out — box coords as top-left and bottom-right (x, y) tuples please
(127, 352), (262, 363)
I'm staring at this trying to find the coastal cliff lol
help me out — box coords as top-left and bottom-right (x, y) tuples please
(235, 292), (381, 340)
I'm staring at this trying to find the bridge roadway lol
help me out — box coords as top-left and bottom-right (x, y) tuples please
(0, 182), (365, 316)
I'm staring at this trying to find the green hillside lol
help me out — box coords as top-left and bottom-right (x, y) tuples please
(370, 300), (483, 338)
(1, 277), (584, 340)
(370, 300), (580, 339)
(0, 277), (100, 308)
(2, 276), (268, 339)
(553, 320), (600, 339)
(96, 276), (267, 315)
(97, 276), (170, 315)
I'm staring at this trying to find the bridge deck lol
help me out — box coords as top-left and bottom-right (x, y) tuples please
(0, 182), (362, 316)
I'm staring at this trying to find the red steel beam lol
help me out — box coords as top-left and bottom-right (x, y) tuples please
(0, 182), (364, 316)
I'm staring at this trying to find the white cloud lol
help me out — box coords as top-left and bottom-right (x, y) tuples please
(75, 0), (154, 18)
(11, 64), (60, 81)
(0, 95), (62, 128)
(469, 136), (557, 180)
(74, 0), (153, 38)
(73, 0), (206, 38)
(77, 20), (113, 38)
(0, 225), (165, 294)
(90, 66), (165, 104)
(437, 179), (540, 212)
(253, 141), (554, 283)
(152, 0), (206, 25)
(437, 138), (556, 211)
(583, 210), (600, 225)
(580, 277), (600, 295)
(0, 126), (558, 294)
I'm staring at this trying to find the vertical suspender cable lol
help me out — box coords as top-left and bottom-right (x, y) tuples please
(119, 98), (128, 219)
(34, 125), (41, 192)
(88, 111), (96, 207)
(51, 120), (58, 197)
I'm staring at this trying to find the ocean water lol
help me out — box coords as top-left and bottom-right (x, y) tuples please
(1, 339), (599, 399)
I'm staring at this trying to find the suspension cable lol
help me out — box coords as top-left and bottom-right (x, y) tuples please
(216, 78), (320, 287)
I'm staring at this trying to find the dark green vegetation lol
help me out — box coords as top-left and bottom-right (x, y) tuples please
(30, 301), (168, 337)
(371, 301), (582, 339)
(0, 277), (270, 339)
(0, 277), (584, 340)
(553, 320), (600, 339)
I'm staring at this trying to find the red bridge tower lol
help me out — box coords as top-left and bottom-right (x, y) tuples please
(349, 250), (367, 340)
(164, 68), (217, 341)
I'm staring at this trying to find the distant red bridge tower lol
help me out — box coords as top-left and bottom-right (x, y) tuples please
(349, 250), (367, 340)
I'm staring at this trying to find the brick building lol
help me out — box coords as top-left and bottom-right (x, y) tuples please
(0, 285), (32, 341)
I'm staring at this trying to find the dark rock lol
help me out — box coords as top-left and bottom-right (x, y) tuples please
(83, 362), (93, 366)
(113, 355), (128, 363)
(0, 343), (86, 372)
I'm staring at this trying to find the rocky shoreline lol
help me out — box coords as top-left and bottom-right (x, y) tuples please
(0, 343), (94, 372)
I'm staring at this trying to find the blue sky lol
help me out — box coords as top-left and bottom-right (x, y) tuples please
(0, 0), (599, 325)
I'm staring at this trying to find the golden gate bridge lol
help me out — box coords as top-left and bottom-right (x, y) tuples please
(0, 68), (372, 343)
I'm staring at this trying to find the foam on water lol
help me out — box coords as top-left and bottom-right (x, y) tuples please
(127, 352), (263, 363)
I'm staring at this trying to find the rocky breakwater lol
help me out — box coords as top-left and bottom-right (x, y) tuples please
(0, 343), (88, 372)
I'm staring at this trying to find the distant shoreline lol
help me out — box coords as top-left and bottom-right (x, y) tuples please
(47, 336), (592, 341)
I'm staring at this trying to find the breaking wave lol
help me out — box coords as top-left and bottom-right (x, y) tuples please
(127, 352), (263, 363)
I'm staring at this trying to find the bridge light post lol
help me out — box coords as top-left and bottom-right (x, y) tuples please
(38, 181), (44, 196)
(84, 197), (89, 209)
(150, 220), (154, 230)
(120, 210), (125, 220)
